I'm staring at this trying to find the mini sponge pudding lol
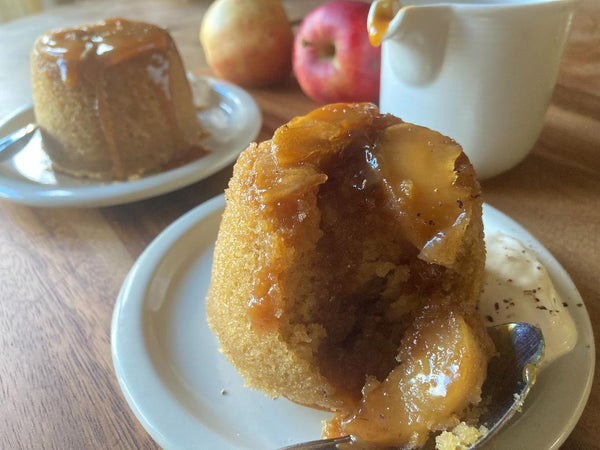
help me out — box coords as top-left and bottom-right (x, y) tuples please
(206, 103), (493, 447)
(31, 18), (208, 180)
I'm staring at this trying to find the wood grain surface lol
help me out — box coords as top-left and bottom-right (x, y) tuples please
(0, 0), (598, 449)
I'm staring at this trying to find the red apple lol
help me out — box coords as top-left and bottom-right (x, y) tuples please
(293, 0), (381, 103)
(200, 0), (294, 87)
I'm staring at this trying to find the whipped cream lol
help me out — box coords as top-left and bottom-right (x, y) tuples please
(479, 232), (577, 365)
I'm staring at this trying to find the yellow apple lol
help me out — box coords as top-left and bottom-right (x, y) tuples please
(200, 0), (294, 87)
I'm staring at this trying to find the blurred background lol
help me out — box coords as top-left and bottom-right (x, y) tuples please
(0, 0), (234, 23)
(0, 0), (76, 23)
(0, 0), (349, 23)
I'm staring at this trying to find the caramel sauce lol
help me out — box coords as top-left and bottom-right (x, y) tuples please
(35, 18), (169, 88)
(249, 103), (472, 332)
(33, 18), (201, 180)
(95, 76), (123, 177)
(367, 0), (400, 46)
(259, 103), (472, 252)
(248, 266), (282, 331)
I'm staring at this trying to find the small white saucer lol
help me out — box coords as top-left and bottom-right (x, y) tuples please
(111, 196), (594, 449)
(0, 78), (261, 208)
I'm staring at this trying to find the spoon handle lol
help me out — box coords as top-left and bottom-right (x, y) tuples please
(0, 123), (38, 157)
(279, 435), (352, 449)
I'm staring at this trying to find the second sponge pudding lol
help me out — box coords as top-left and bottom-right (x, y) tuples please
(31, 18), (208, 180)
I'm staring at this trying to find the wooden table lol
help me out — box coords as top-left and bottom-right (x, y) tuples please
(0, 1), (597, 448)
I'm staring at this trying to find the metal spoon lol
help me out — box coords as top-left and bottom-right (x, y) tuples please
(279, 436), (353, 450)
(470, 322), (544, 448)
(0, 122), (38, 160)
(279, 322), (544, 450)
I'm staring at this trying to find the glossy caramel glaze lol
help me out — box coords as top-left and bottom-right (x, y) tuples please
(367, 0), (399, 46)
(33, 18), (169, 88)
(246, 103), (476, 334)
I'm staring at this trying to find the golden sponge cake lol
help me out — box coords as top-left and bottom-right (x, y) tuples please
(206, 103), (493, 447)
(31, 18), (208, 180)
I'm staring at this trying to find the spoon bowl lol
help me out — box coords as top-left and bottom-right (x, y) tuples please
(471, 322), (545, 448)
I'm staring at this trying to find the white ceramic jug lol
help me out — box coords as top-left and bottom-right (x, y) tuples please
(369, 0), (578, 179)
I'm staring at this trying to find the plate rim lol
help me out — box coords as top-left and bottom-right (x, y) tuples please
(111, 195), (595, 449)
(0, 78), (261, 208)
(111, 194), (228, 448)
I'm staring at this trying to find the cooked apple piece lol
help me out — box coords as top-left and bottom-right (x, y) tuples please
(340, 305), (492, 448)
(375, 123), (472, 267)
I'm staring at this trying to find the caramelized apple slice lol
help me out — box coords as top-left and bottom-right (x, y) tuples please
(374, 123), (472, 267)
(340, 305), (492, 448)
(272, 103), (378, 167)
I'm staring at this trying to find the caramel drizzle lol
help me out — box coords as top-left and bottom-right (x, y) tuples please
(147, 52), (187, 153)
(367, 0), (401, 46)
(95, 75), (124, 178)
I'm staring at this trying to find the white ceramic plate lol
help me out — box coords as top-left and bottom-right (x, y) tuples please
(111, 196), (595, 449)
(0, 78), (261, 208)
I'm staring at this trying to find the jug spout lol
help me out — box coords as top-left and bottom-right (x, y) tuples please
(367, 0), (403, 47)
(368, 0), (451, 85)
